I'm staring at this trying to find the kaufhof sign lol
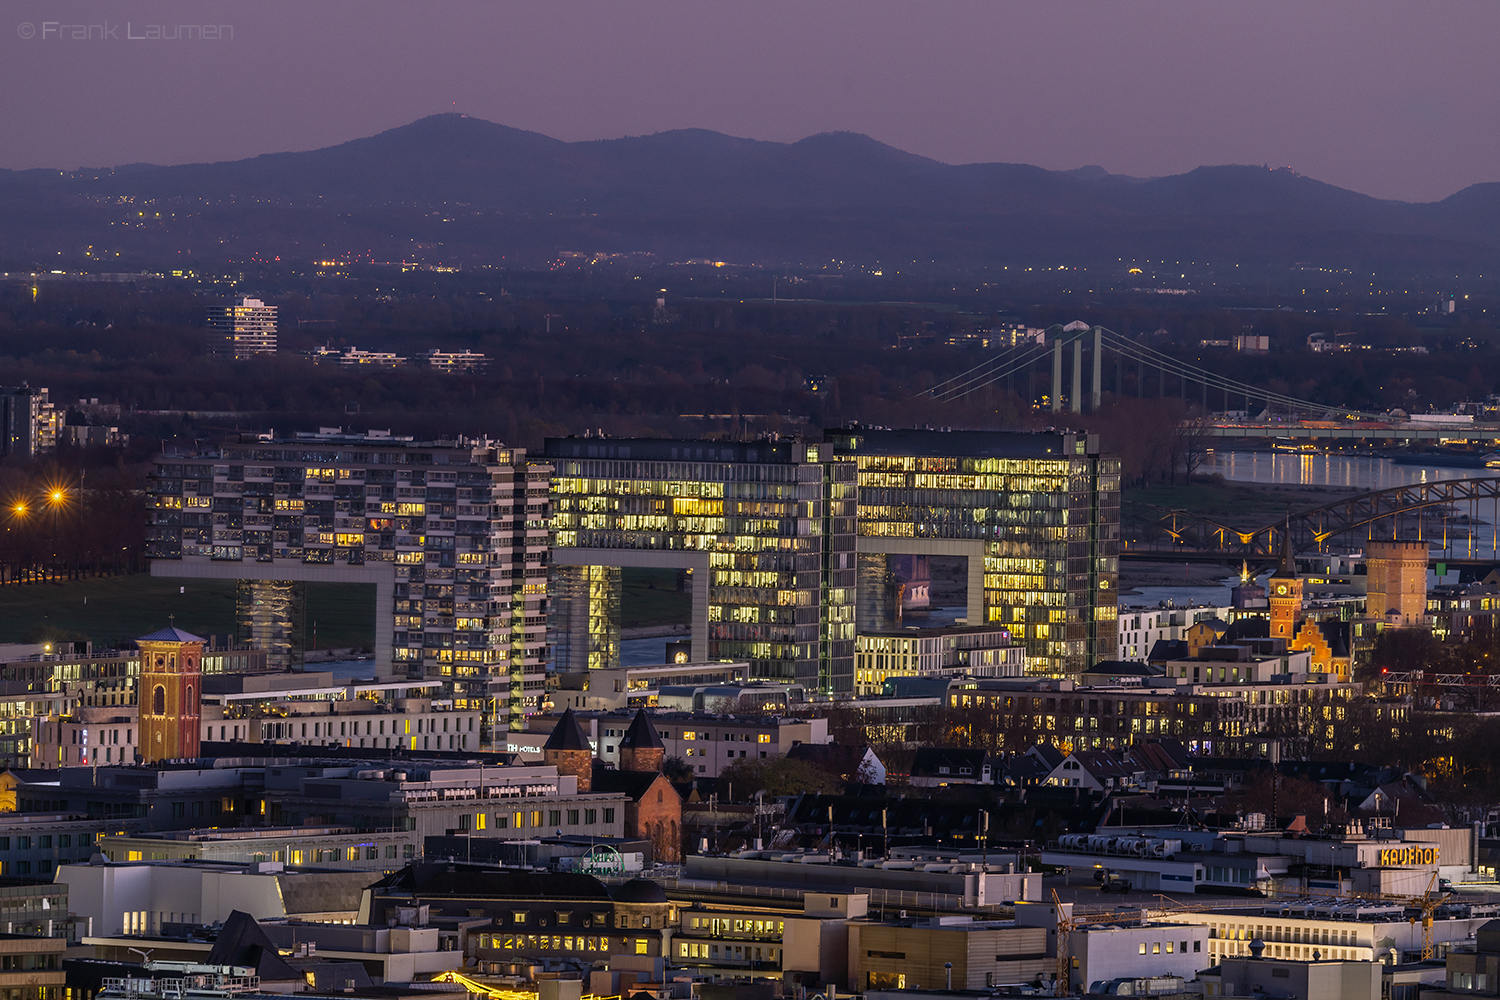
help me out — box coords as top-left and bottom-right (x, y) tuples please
(1378, 846), (1440, 867)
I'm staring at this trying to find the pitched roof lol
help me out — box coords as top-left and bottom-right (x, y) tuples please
(205, 910), (302, 981)
(1061, 749), (1133, 779)
(785, 742), (878, 779)
(136, 626), (206, 644)
(1085, 660), (1163, 677)
(910, 746), (988, 775)
(618, 709), (664, 750)
(1318, 620), (1352, 658)
(1223, 617), (1269, 642)
(1026, 743), (1067, 770)
(1270, 517), (1297, 579)
(1147, 639), (1191, 661)
(542, 708), (592, 752)
(591, 766), (675, 802)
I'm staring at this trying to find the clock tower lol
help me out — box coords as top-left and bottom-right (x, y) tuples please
(1267, 524), (1303, 641)
(137, 625), (204, 764)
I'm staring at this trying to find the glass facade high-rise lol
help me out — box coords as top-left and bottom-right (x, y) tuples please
(826, 428), (1119, 677)
(545, 438), (857, 694)
(144, 429), (550, 737)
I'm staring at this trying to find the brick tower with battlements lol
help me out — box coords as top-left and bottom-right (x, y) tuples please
(137, 625), (204, 764)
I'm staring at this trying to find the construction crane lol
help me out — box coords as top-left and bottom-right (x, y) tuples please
(1413, 872), (1451, 961)
(430, 971), (619, 1000)
(1052, 889), (1079, 997)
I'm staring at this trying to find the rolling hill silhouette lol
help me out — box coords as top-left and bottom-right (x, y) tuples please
(0, 114), (1493, 271)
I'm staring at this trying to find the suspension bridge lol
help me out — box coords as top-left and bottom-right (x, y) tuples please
(923, 325), (1500, 443)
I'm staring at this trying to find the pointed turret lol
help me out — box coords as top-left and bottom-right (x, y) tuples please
(543, 707), (594, 792)
(617, 709), (665, 773)
(1267, 517), (1304, 640)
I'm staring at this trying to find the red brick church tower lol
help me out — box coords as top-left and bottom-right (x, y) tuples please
(137, 625), (204, 763)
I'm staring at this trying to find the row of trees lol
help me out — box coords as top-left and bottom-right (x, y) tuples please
(0, 457), (148, 585)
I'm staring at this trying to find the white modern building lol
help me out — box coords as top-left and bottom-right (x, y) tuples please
(206, 297), (277, 358)
(55, 858), (377, 935)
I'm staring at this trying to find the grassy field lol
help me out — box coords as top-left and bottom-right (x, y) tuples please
(0, 575), (375, 649)
(1126, 477), (1359, 525)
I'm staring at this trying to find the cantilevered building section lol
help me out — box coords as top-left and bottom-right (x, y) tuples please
(825, 428), (1119, 677)
(206, 297), (278, 358)
(545, 438), (856, 695)
(144, 428), (551, 737)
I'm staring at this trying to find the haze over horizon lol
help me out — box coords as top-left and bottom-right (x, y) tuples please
(3, 0), (1498, 203)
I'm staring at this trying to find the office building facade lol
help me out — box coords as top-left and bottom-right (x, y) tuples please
(546, 438), (857, 694)
(144, 429), (550, 737)
(205, 297), (277, 358)
(826, 428), (1119, 677)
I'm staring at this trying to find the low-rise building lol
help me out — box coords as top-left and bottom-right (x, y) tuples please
(686, 851), (1040, 908)
(58, 858), (377, 936)
(425, 350), (489, 374)
(518, 711), (829, 778)
(853, 625), (1024, 696)
(1206, 948), (1383, 1000)
(361, 864), (668, 982)
(0, 931), (64, 1000)
(551, 662), (751, 713)
(98, 826), (418, 871)
(847, 915), (1049, 992)
(675, 892), (865, 985)
(1062, 917), (1210, 993)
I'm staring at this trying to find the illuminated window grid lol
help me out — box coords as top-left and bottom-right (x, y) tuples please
(841, 438), (1118, 678)
(549, 445), (855, 693)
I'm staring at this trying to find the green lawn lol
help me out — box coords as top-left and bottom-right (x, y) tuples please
(0, 575), (375, 649)
(1126, 478), (1359, 526)
(621, 567), (692, 628)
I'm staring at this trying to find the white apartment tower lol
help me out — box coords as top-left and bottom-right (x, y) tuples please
(206, 297), (278, 358)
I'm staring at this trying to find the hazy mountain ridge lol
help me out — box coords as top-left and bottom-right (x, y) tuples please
(0, 114), (1495, 270)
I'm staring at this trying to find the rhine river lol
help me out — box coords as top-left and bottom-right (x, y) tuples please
(1201, 450), (1495, 489)
(1132, 450), (1500, 608)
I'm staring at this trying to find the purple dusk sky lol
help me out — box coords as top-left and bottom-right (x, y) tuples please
(3, 0), (1497, 203)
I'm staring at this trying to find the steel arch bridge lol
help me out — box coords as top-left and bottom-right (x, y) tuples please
(1123, 476), (1500, 560)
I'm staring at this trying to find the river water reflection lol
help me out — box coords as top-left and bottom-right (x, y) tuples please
(1202, 450), (1495, 490)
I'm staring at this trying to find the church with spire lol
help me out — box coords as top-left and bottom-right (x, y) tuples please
(1267, 524), (1352, 681)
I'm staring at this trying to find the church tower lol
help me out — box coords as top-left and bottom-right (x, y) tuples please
(138, 625), (205, 763)
(617, 709), (665, 773)
(1267, 523), (1304, 642)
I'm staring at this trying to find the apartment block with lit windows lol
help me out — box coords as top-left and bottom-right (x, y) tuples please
(545, 438), (856, 695)
(205, 297), (278, 358)
(144, 428), (550, 738)
(825, 428), (1119, 678)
